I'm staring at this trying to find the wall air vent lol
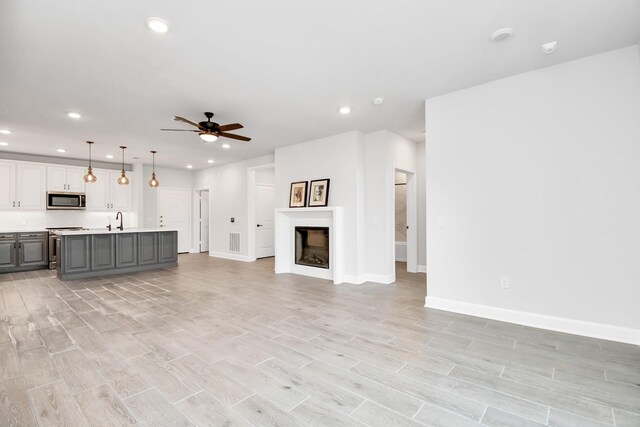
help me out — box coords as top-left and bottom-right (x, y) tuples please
(229, 232), (240, 253)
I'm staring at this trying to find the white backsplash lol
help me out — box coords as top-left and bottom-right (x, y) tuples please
(0, 210), (138, 231)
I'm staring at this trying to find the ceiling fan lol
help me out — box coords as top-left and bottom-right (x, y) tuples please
(161, 112), (251, 143)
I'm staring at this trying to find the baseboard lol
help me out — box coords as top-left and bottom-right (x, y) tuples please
(209, 251), (252, 262)
(341, 273), (396, 285)
(424, 296), (640, 345)
(418, 265), (427, 273)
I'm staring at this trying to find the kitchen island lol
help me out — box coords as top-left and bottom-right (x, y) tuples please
(54, 228), (178, 280)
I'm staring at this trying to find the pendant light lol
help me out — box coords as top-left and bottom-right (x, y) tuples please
(117, 146), (129, 185)
(83, 141), (97, 183)
(149, 150), (159, 187)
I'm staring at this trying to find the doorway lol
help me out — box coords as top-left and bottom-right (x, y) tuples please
(393, 168), (417, 274)
(247, 164), (275, 261)
(157, 188), (192, 253)
(197, 189), (210, 253)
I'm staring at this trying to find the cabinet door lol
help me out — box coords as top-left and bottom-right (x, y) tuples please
(63, 235), (90, 274)
(66, 167), (86, 192)
(0, 162), (16, 209)
(0, 239), (17, 269)
(91, 234), (115, 271)
(109, 171), (132, 211)
(47, 166), (67, 191)
(116, 233), (137, 268)
(18, 238), (48, 267)
(17, 164), (46, 210)
(86, 169), (110, 210)
(138, 232), (158, 265)
(159, 231), (178, 263)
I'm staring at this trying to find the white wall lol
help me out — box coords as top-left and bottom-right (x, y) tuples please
(275, 131), (366, 281)
(425, 45), (640, 343)
(416, 141), (427, 269)
(194, 154), (274, 260)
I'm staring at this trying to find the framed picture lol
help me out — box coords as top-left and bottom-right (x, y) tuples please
(308, 179), (330, 207)
(289, 181), (308, 208)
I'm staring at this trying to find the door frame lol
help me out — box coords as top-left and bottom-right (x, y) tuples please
(392, 166), (418, 273)
(192, 187), (210, 254)
(247, 163), (275, 262)
(156, 187), (193, 253)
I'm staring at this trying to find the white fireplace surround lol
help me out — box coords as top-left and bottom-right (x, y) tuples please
(275, 207), (344, 284)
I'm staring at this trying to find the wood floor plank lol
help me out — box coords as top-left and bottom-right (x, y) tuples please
(231, 394), (305, 426)
(350, 400), (424, 426)
(53, 348), (104, 394)
(481, 407), (546, 427)
(89, 350), (150, 399)
(123, 388), (194, 426)
(0, 377), (36, 426)
(176, 391), (252, 427)
(0, 342), (21, 382)
(38, 325), (75, 354)
(29, 381), (88, 426)
(18, 345), (61, 389)
(414, 402), (483, 427)
(129, 353), (200, 403)
(74, 384), (137, 426)
(290, 397), (367, 427)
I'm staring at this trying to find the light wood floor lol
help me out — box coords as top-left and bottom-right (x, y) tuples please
(1, 254), (638, 426)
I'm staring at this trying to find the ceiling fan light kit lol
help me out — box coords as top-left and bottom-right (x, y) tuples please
(149, 150), (159, 187)
(83, 140), (97, 183)
(117, 146), (129, 186)
(161, 111), (251, 143)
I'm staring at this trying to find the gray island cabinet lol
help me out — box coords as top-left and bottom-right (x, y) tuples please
(56, 229), (177, 280)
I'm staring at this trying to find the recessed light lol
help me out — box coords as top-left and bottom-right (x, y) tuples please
(222, 143), (230, 149)
(186, 165), (193, 169)
(207, 159), (214, 164)
(146, 17), (169, 33)
(541, 41), (558, 54)
(0, 142), (8, 146)
(66, 112), (82, 119)
(372, 97), (384, 105)
(339, 106), (351, 114)
(106, 154), (114, 159)
(57, 148), (66, 153)
(490, 28), (514, 42)
(0, 129), (12, 135)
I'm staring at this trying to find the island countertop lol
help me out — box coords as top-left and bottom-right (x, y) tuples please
(53, 227), (177, 236)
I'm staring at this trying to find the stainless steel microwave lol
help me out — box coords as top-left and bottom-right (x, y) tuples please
(46, 192), (86, 210)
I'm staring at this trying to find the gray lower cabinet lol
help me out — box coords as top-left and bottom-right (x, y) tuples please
(159, 231), (178, 263)
(58, 231), (177, 280)
(64, 235), (90, 274)
(0, 236), (17, 269)
(116, 233), (138, 268)
(138, 232), (158, 265)
(0, 232), (48, 273)
(91, 234), (116, 271)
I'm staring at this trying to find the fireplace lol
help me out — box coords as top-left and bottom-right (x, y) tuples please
(295, 227), (329, 269)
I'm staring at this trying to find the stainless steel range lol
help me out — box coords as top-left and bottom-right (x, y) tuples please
(46, 227), (86, 269)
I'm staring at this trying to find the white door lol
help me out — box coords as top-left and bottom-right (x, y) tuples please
(17, 164), (46, 210)
(47, 166), (67, 191)
(255, 184), (275, 258)
(200, 191), (210, 252)
(158, 188), (191, 253)
(110, 171), (132, 211)
(66, 167), (86, 192)
(0, 162), (16, 209)
(86, 169), (110, 210)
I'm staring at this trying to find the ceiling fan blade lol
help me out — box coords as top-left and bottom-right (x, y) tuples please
(160, 129), (199, 132)
(218, 123), (243, 132)
(219, 132), (251, 142)
(173, 116), (201, 128)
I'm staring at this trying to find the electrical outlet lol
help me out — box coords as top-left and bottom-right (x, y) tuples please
(500, 276), (510, 289)
(436, 217), (444, 228)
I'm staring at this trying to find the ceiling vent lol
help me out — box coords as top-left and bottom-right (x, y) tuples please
(490, 28), (514, 42)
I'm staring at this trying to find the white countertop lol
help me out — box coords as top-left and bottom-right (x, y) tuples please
(53, 228), (177, 236)
(0, 229), (48, 234)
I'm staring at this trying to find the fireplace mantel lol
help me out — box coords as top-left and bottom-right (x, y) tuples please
(274, 207), (344, 284)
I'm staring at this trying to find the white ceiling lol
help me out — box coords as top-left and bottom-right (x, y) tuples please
(1, 0), (639, 169)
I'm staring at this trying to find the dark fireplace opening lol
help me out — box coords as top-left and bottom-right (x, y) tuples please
(295, 227), (329, 269)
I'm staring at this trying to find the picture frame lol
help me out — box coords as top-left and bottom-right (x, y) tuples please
(308, 179), (330, 207)
(289, 181), (308, 208)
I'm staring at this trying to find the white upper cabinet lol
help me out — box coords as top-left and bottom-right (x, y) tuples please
(16, 164), (46, 210)
(86, 169), (132, 211)
(47, 166), (86, 192)
(0, 162), (17, 209)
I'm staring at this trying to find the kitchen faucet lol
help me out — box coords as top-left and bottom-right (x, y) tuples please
(116, 212), (124, 231)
